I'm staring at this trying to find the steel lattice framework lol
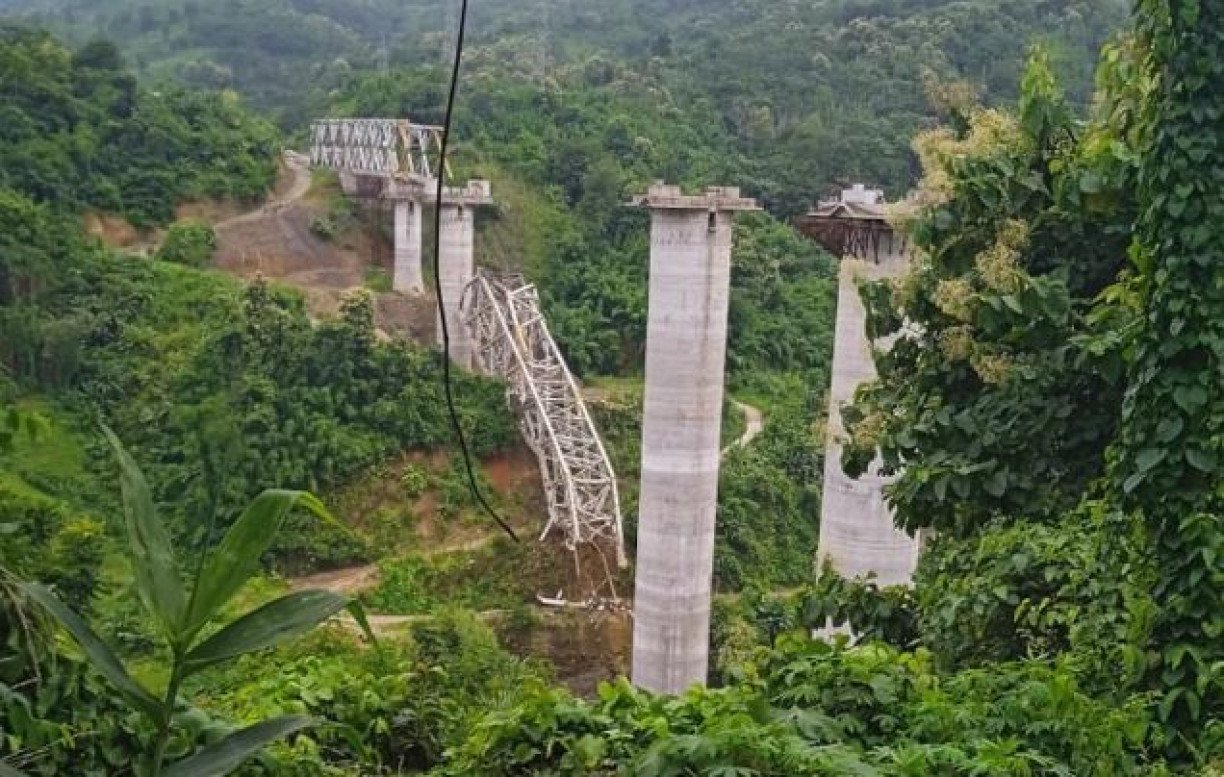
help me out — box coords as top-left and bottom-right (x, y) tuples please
(310, 118), (449, 180)
(463, 271), (627, 569)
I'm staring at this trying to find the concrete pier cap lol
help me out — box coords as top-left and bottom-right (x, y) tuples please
(629, 181), (760, 212)
(385, 178), (493, 206)
(630, 180), (758, 695)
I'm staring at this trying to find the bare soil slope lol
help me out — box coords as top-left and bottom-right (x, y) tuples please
(213, 153), (437, 335)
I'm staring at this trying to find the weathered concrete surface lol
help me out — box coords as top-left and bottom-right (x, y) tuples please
(631, 184), (758, 695)
(393, 200), (423, 292)
(436, 203), (476, 368)
(433, 181), (492, 369)
(817, 250), (921, 586)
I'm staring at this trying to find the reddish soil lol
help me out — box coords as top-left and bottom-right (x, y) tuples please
(484, 447), (538, 495)
(83, 211), (147, 249)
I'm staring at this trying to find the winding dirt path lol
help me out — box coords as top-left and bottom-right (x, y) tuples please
(724, 400), (765, 455)
(217, 151), (313, 230)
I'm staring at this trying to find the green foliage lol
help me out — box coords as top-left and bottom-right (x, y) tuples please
(1108, 0), (1224, 755)
(197, 612), (547, 773)
(364, 540), (532, 616)
(0, 27), (278, 225)
(156, 220), (217, 267)
(715, 416), (821, 591)
(803, 563), (919, 649)
(4, 233), (514, 567)
(0, 474), (105, 612)
(12, 431), (364, 775)
(309, 194), (359, 243)
(24, 0), (1123, 210)
(191, 628), (421, 773)
(361, 266), (391, 293)
(841, 26), (1222, 765)
(843, 51), (1134, 537)
(0, 404), (45, 454)
(913, 503), (1155, 689)
(398, 464), (429, 499)
(443, 636), (1156, 775)
(728, 213), (838, 378)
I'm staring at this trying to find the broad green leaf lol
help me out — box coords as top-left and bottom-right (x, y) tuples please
(19, 583), (163, 722)
(184, 490), (335, 637)
(183, 589), (348, 674)
(1134, 447), (1166, 473)
(346, 599), (378, 645)
(1184, 447), (1217, 473)
(162, 715), (315, 777)
(102, 426), (185, 635)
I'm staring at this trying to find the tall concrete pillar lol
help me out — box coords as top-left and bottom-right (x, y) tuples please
(431, 180), (492, 370)
(817, 249), (921, 586)
(437, 203), (475, 369)
(631, 184), (759, 694)
(393, 199), (423, 292)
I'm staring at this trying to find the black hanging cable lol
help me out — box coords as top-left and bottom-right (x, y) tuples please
(433, 0), (520, 543)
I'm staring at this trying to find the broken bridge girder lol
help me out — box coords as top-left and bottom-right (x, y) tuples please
(462, 271), (627, 570)
(309, 118), (450, 182)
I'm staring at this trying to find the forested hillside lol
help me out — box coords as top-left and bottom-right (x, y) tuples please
(2, 0), (1222, 774)
(11, 0), (1126, 209)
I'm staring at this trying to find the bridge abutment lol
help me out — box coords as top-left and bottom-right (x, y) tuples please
(630, 183), (758, 695)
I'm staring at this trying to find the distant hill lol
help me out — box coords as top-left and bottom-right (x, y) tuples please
(0, 0), (1127, 207)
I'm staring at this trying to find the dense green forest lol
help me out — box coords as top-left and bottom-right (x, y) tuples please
(2, 0), (1223, 774)
(9, 0), (1126, 210)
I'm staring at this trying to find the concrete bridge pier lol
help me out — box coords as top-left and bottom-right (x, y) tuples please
(393, 199), (423, 292)
(817, 250), (920, 586)
(630, 183), (759, 695)
(436, 180), (493, 369)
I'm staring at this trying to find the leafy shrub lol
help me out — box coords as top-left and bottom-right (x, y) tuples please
(194, 628), (420, 773)
(308, 215), (336, 240)
(803, 562), (919, 648)
(363, 266), (391, 293)
(0, 474), (104, 612)
(156, 220), (217, 267)
(443, 635), (1156, 775)
(913, 503), (1155, 691)
(364, 540), (531, 615)
(398, 464), (429, 499)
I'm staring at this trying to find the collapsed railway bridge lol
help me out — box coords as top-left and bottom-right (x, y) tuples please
(309, 117), (627, 595)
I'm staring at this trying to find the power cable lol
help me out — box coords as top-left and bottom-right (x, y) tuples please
(432, 0), (520, 543)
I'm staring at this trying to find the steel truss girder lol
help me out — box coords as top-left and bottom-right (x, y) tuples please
(462, 271), (627, 567)
(309, 118), (449, 181)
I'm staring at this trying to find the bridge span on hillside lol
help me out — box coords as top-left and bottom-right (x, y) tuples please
(310, 118), (449, 182)
(308, 118), (627, 595)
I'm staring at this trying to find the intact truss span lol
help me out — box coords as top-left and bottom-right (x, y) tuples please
(310, 118), (448, 181)
(463, 271), (627, 573)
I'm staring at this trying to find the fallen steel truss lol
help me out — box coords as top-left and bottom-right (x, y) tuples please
(310, 118), (448, 180)
(463, 271), (627, 569)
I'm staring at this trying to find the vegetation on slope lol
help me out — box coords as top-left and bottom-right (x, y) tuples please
(11, 0), (1125, 207)
(2, 0), (1222, 772)
(0, 26), (277, 225)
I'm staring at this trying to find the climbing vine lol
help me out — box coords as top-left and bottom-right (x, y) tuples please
(1110, 0), (1224, 754)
